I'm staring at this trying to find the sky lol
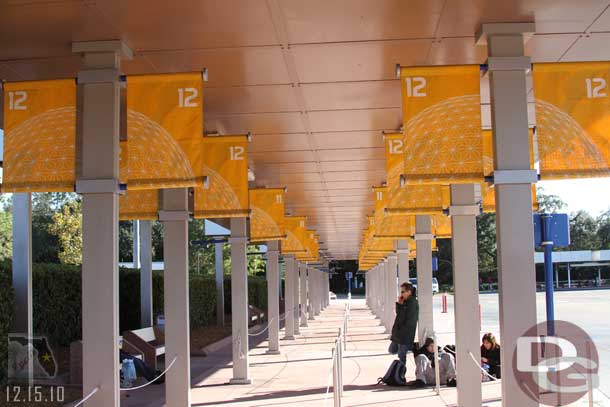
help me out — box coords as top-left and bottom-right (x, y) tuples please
(0, 129), (608, 216)
(538, 178), (610, 217)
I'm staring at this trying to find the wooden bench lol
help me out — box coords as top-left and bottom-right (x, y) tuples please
(122, 327), (165, 370)
(248, 305), (266, 327)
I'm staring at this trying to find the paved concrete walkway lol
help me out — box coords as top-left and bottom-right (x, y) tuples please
(121, 298), (504, 407)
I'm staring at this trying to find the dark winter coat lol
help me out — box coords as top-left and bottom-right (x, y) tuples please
(390, 296), (418, 346)
(481, 345), (501, 378)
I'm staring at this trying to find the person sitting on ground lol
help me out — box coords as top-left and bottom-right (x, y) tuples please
(480, 332), (501, 380)
(389, 282), (419, 370)
(408, 337), (457, 388)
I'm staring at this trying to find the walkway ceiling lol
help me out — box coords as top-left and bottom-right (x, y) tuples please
(2, 0), (610, 260)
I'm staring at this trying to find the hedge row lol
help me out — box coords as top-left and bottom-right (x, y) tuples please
(0, 263), (268, 349)
(0, 270), (13, 385)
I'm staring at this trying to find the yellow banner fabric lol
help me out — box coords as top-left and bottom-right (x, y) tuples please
(249, 188), (286, 242)
(126, 73), (204, 190)
(3, 79), (76, 192)
(194, 135), (249, 219)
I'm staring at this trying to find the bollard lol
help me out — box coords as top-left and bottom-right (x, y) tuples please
(441, 294), (447, 313)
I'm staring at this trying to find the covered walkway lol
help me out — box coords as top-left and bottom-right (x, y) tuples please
(122, 298), (502, 407)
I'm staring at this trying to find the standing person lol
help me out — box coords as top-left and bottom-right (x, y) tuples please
(390, 282), (418, 368)
(481, 332), (501, 379)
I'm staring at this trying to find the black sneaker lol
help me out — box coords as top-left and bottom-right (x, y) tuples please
(447, 378), (457, 387)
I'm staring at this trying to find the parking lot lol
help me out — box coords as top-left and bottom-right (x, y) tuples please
(434, 290), (610, 401)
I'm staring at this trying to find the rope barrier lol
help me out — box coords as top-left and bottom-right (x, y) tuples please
(248, 317), (277, 337)
(72, 387), (99, 407)
(468, 351), (498, 382)
(120, 355), (179, 391)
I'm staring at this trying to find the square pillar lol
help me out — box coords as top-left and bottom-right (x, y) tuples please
(132, 220), (141, 269)
(215, 242), (225, 327)
(12, 193), (33, 382)
(478, 22), (538, 407)
(386, 255), (398, 332)
(74, 40), (132, 407)
(450, 184), (482, 407)
(307, 267), (315, 320)
(229, 217), (252, 384)
(415, 215), (434, 345)
(396, 239), (410, 286)
(299, 262), (309, 327)
(140, 220), (153, 327)
(294, 262), (301, 335)
(314, 271), (322, 315)
(160, 188), (191, 407)
(283, 255), (296, 339)
(266, 240), (281, 354)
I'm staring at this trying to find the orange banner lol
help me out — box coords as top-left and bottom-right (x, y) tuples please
(249, 188), (286, 242)
(119, 190), (159, 220)
(194, 135), (249, 218)
(126, 72), (204, 190)
(282, 216), (308, 254)
(400, 65), (484, 184)
(533, 62), (610, 179)
(3, 79), (76, 192)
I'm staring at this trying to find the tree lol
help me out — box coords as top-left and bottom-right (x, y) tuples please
(598, 209), (610, 250)
(477, 212), (497, 280)
(0, 210), (12, 261)
(536, 187), (567, 213)
(118, 221), (134, 263)
(569, 210), (600, 250)
(48, 199), (82, 265)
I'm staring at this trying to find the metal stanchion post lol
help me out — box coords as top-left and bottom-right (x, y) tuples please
(433, 332), (440, 395)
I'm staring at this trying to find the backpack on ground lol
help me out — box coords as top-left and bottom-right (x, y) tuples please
(377, 359), (407, 386)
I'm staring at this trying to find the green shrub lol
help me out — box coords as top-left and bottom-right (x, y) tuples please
(0, 269), (13, 386)
(0, 264), (270, 354)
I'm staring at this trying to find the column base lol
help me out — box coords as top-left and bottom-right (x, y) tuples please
(266, 350), (281, 355)
(283, 335), (295, 340)
(229, 378), (253, 385)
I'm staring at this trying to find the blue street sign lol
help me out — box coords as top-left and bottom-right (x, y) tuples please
(533, 213), (570, 336)
(346, 272), (353, 279)
(432, 257), (438, 272)
(533, 213), (570, 247)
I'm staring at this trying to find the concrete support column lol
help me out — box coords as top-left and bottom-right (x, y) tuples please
(386, 255), (398, 332)
(372, 265), (379, 317)
(230, 217), (251, 384)
(215, 242), (225, 327)
(74, 40), (131, 407)
(139, 220), (153, 327)
(161, 188), (191, 407)
(480, 23), (538, 407)
(307, 267), (315, 320)
(294, 262), (301, 335)
(12, 193), (33, 382)
(266, 240), (281, 354)
(132, 220), (141, 269)
(299, 262), (309, 327)
(415, 215), (434, 344)
(324, 271), (330, 307)
(450, 184), (482, 407)
(283, 255), (296, 340)
(315, 271), (322, 314)
(396, 239), (410, 286)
